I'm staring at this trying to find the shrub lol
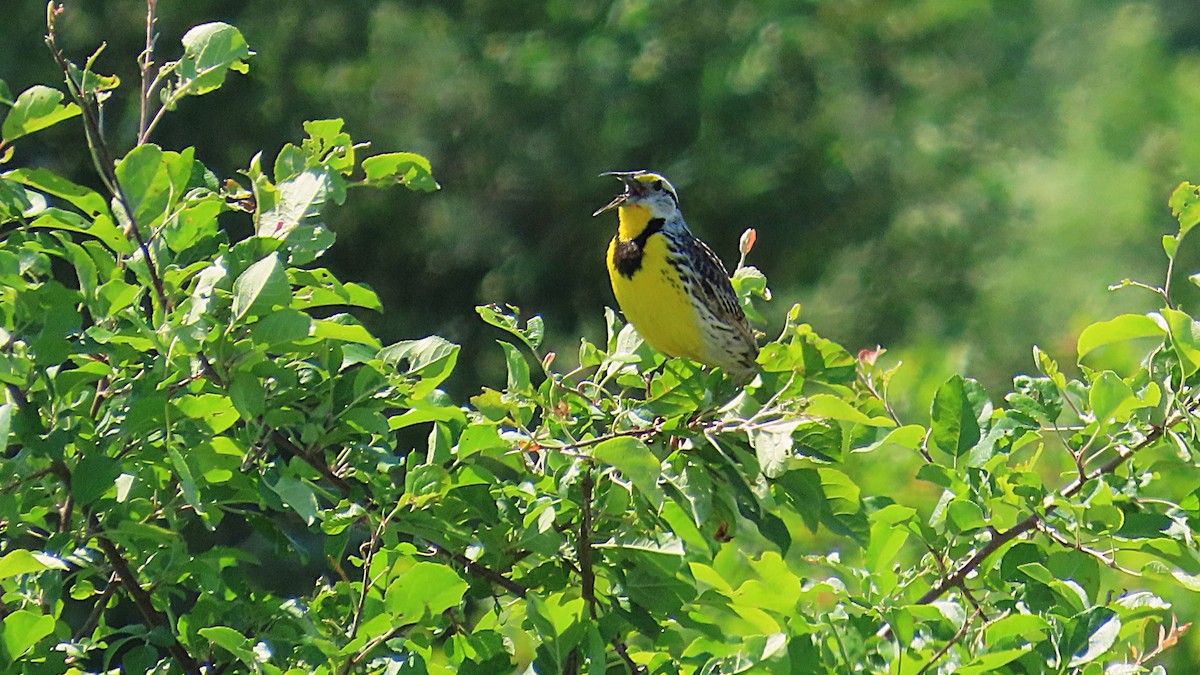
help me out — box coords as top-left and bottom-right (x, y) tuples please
(1, 4), (1198, 673)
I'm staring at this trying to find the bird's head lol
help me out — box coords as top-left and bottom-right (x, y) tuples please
(593, 170), (681, 221)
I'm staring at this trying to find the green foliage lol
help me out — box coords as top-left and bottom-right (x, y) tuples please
(3, 5), (1200, 674)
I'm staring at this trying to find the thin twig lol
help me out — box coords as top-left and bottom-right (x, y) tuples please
(137, 0), (158, 142)
(72, 572), (120, 641)
(915, 607), (982, 675)
(348, 502), (403, 640)
(342, 624), (409, 674)
(544, 419), (665, 450)
(268, 430), (354, 494)
(428, 542), (529, 597)
(919, 539), (988, 621)
(1039, 522), (1141, 577)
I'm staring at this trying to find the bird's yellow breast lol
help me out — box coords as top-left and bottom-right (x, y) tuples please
(606, 225), (709, 365)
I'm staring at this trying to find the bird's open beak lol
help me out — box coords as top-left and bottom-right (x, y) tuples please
(592, 171), (646, 217)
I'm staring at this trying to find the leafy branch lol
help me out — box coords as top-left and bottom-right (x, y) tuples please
(44, 2), (170, 313)
(92, 516), (202, 674)
(911, 412), (1177, 609)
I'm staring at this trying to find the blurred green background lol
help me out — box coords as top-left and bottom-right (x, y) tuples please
(8, 0), (1200, 667)
(8, 0), (1200, 410)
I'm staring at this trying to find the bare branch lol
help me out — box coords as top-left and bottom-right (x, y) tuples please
(137, 0), (159, 142)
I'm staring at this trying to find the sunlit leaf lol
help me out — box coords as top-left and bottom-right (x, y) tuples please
(1077, 314), (1164, 359)
(1, 85), (80, 142)
(232, 253), (290, 320)
(362, 151), (439, 191)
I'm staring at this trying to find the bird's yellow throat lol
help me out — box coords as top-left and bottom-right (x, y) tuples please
(617, 204), (655, 241)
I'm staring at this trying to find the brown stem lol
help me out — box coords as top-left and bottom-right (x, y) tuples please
(557, 419), (664, 450)
(91, 515), (202, 674)
(579, 471), (597, 618)
(268, 430), (353, 495)
(429, 542), (529, 597)
(612, 637), (646, 674)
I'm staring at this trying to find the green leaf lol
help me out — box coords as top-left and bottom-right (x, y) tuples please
(177, 393), (239, 433)
(167, 445), (209, 524)
(380, 335), (460, 398)
(258, 168), (335, 264)
(268, 474), (319, 525)
(1169, 181), (1200, 236)
(499, 341), (532, 393)
(251, 308), (313, 344)
(1016, 561), (1056, 584)
(476, 304), (544, 352)
(730, 264), (771, 324)
(592, 436), (665, 506)
(984, 613), (1050, 645)
(383, 562), (468, 622)
(72, 454), (121, 506)
(955, 649), (1029, 675)
(28, 208), (132, 254)
(1034, 345), (1067, 390)
(455, 424), (506, 459)
(1, 609), (56, 660)
(229, 372), (266, 419)
(0, 402), (10, 451)
(0, 549), (68, 580)
(818, 467), (862, 519)
(806, 393), (895, 427)
(362, 152), (439, 191)
(1067, 612), (1121, 667)
(1164, 234), (1179, 258)
(947, 498), (987, 531)
(748, 419), (800, 479)
(1077, 314), (1164, 359)
(232, 253), (290, 320)
(165, 197), (222, 252)
(3, 167), (108, 216)
(114, 144), (172, 229)
(198, 626), (258, 666)
(2, 85), (80, 142)
(165, 22), (253, 103)
(856, 424), (926, 453)
(864, 507), (912, 575)
(930, 375), (987, 457)
(301, 119), (355, 175)
(313, 316), (381, 348)
(1088, 371), (1154, 426)
(1158, 308), (1200, 376)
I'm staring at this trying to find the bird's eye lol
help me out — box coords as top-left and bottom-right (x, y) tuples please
(652, 179), (663, 191)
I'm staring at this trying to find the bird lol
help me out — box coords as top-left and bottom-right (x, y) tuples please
(593, 170), (759, 379)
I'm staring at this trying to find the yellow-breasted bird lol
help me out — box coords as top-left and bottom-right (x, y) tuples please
(594, 170), (759, 378)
